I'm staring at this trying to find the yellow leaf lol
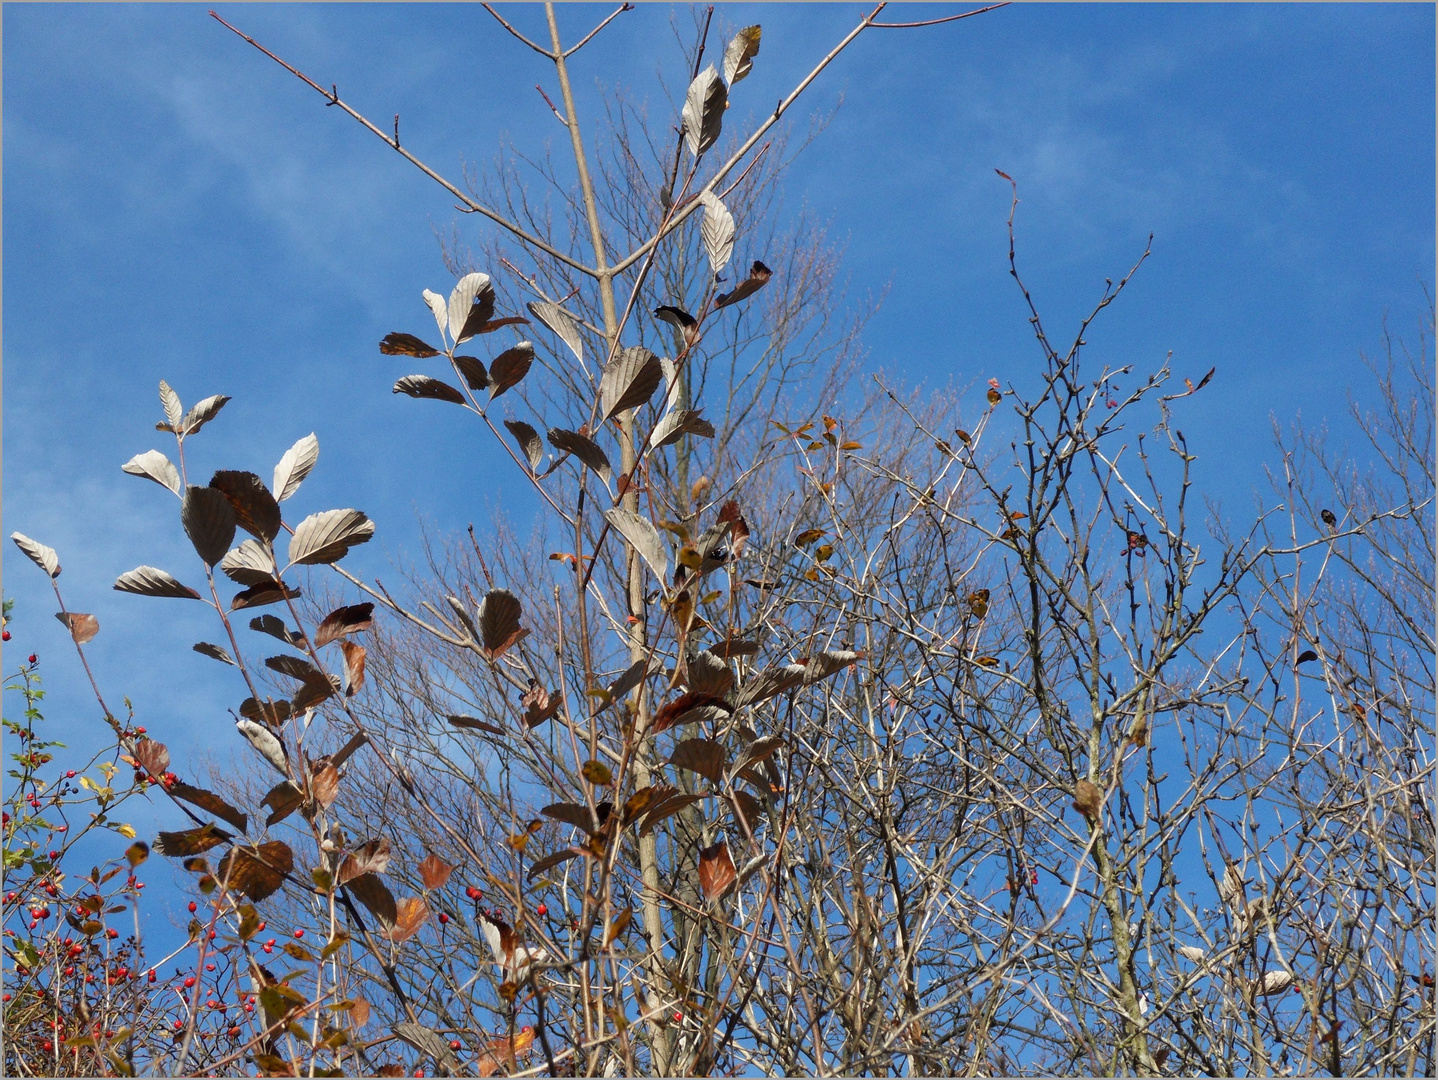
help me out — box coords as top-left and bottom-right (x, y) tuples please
(839, 441), (862, 451)
(115, 823), (137, 839)
(814, 544), (834, 562)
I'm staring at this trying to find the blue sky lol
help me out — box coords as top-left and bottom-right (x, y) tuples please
(4, 3), (1434, 937)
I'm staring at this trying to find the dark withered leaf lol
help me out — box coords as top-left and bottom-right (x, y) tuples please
(181, 485), (236, 566)
(209, 470), (282, 543)
(314, 603), (375, 648)
(394, 375), (466, 405)
(379, 332), (440, 358)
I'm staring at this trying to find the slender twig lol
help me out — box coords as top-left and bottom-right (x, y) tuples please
(868, 2), (1011, 29)
(563, 2), (634, 58)
(479, 2), (553, 57)
(208, 10), (595, 277)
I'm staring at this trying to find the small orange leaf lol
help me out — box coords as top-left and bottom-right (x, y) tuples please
(417, 853), (454, 891)
(698, 840), (737, 902)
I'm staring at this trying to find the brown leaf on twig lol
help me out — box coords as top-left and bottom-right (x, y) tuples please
(417, 853), (454, 891)
(698, 840), (737, 902)
(1072, 779), (1103, 820)
(314, 602), (375, 648)
(55, 611), (99, 645)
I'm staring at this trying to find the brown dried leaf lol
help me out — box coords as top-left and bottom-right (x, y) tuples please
(635, 789), (703, 837)
(291, 673), (341, 712)
(652, 691), (733, 734)
(340, 641), (366, 696)
(521, 682), (560, 728)
(452, 355), (489, 391)
(314, 602), (375, 648)
(240, 697), (292, 726)
(729, 789), (765, 833)
(309, 763), (340, 811)
(547, 428), (612, 483)
(670, 738), (727, 784)
(263, 781), (305, 827)
(386, 896), (429, 944)
(698, 840), (737, 902)
(169, 781), (249, 832)
(217, 841), (294, 901)
(448, 714), (506, 736)
(478, 589), (525, 658)
(337, 837), (392, 885)
(541, 802), (602, 832)
(346, 872), (396, 928)
(155, 822), (232, 858)
(51, 610), (99, 644)
(349, 997), (371, 1030)
(379, 331), (440, 358)
(193, 641), (236, 665)
(417, 853), (454, 891)
(488, 342), (535, 399)
(715, 260), (773, 309)
(393, 375), (466, 404)
(219, 538), (277, 586)
(209, 470), (282, 543)
(181, 485), (237, 565)
(230, 580), (301, 611)
(266, 654), (324, 682)
(527, 848), (581, 880)
(1072, 778), (1103, 820)
(132, 739), (170, 779)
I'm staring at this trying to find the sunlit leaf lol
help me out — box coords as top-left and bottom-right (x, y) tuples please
(448, 272), (493, 344)
(478, 589), (525, 658)
(699, 191), (736, 274)
(582, 760), (614, 786)
(650, 408), (715, 449)
(504, 419), (544, 472)
(652, 691), (732, 733)
(121, 450), (181, 496)
(272, 433), (320, 503)
(722, 24), (761, 85)
(113, 565), (200, 600)
(525, 302), (583, 363)
(601, 346), (664, 422)
(12, 532), (61, 578)
(386, 896), (430, 944)
(193, 641), (236, 665)
(288, 509), (375, 566)
(158, 379), (183, 431)
(448, 714), (505, 736)
(219, 538), (277, 586)
(418, 853), (454, 891)
(605, 508), (669, 583)
(682, 66), (726, 156)
(340, 640), (366, 696)
(181, 394), (230, 436)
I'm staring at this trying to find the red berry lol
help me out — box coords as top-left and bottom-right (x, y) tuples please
(256, 921), (266, 932)
(414, 1071), (424, 1078)
(293, 929), (303, 938)
(205, 963), (215, 972)
(208, 930), (217, 940)
(466, 886), (482, 901)
(449, 1040), (462, 1051)
(65, 771), (75, 779)
(136, 727), (146, 734)
(262, 943), (273, 954)
(184, 977), (196, 988)
(673, 1012), (683, 1022)
(2, 994), (10, 1002)
(438, 912), (450, 925)
(64, 966), (74, 976)
(147, 970), (157, 983)
(1, 630), (9, 641)
(188, 902), (197, 913)
(106, 928), (119, 939)
(228, 1026), (240, 1037)
(536, 904), (548, 916)
(174, 1021), (183, 1030)
(28, 655), (36, 664)
(41, 1039), (53, 1052)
